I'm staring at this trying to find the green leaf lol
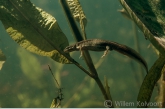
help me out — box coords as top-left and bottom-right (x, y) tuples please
(50, 98), (57, 108)
(67, 0), (87, 39)
(0, 0), (71, 64)
(120, 0), (165, 56)
(137, 55), (165, 107)
(0, 49), (6, 70)
(67, 0), (87, 26)
(156, 64), (165, 108)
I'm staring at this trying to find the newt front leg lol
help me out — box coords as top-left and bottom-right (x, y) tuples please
(77, 45), (83, 58)
(101, 46), (110, 58)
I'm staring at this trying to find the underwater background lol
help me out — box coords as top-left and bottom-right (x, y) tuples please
(0, 0), (158, 107)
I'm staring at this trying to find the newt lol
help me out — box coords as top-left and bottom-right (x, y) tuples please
(64, 39), (148, 73)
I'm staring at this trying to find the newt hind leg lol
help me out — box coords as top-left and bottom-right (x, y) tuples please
(101, 46), (110, 58)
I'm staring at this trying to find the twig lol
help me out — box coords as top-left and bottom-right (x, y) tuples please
(48, 65), (64, 108)
(48, 65), (60, 88)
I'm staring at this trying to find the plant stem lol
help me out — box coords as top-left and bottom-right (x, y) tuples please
(59, 0), (114, 107)
(64, 57), (107, 107)
(59, 0), (97, 77)
(95, 77), (114, 108)
(94, 77), (109, 100)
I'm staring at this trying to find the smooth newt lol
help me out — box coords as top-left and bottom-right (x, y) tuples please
(64, 39), (148, 73)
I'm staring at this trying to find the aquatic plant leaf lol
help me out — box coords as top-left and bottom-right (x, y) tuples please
(120, 0), (165, 56)
(17, 47), (44, 87)
(0, 49), (6, 70)
(50, 98), (57, 108)
(0, 0), (71, 64)
(67, 0), (87, 26)
(67, 0), (87, 39)
(137, 55), (165, 107)
(156, 64), (165, 108)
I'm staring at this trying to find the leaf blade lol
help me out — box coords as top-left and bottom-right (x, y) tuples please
(137, 55), (165, 107)
(120, 0), (165, 55)
(67, 0), (87, 39)
(67, 0), (87, 26)
(0, 0), (71, 64)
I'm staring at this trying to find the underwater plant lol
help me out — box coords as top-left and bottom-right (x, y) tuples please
(0, 0), (165, 108)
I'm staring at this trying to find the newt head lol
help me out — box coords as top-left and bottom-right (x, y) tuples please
(63, 44), (77, 53)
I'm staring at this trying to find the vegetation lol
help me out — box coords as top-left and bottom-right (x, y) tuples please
(0, 0), (165, 108)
